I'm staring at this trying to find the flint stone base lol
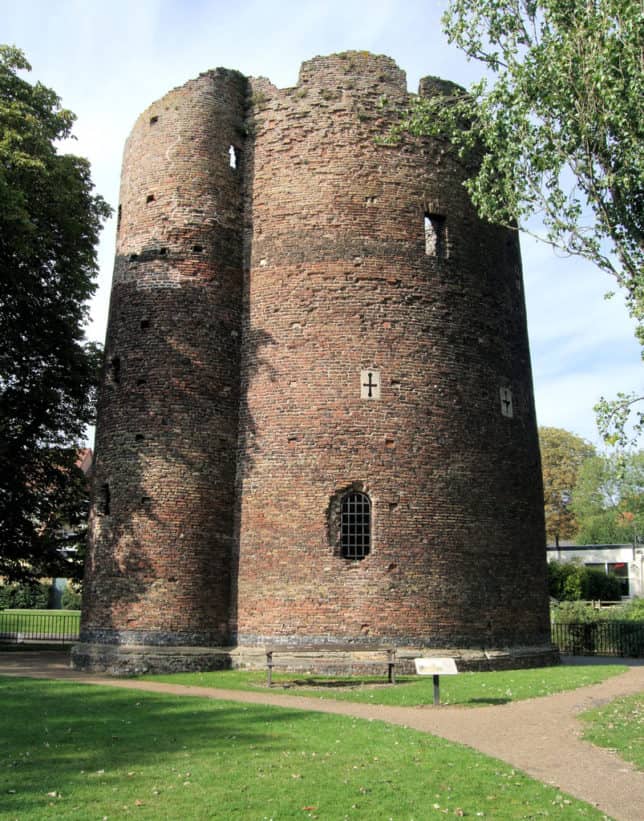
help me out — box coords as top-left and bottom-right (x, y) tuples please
(71, 641), (559, 677)
(70, 643), (233, 676)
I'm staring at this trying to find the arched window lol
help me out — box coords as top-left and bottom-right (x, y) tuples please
(341, 491), (371, 560)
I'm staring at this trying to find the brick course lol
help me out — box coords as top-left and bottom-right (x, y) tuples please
(73, 53), (555, 674)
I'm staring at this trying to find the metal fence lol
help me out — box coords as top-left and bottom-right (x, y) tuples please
(551, 621), (644, 657)
(1, 611), (642, 656)
(0, 611), (80, 645)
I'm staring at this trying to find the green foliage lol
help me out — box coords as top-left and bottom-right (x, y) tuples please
(552, 596), (644, 624)
(0, 678), (609, 819)
(61, 582), (82, 610)
(397, 1), (643, 342)
(585, 567), (624, 600)
(575, 511), (629, 544)
(0, 581), (50, 609)
(595, 392), (644, 452)
(548, 559), (624, 601)
(402, 1), (644, 451)
(551, 600), (598, 624)
(572, 451), (644, 544)
(581, 692), (644, 770)
(620, 597), (644, 622)
(548, 558), (578, 600)
(539, 428), (595, 545)
(0, 46), (110, 582)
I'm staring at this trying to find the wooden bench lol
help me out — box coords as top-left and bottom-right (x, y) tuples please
(265, 646), (397, 687)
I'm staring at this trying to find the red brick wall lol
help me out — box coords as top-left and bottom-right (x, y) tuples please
(81, 53), (550, 656)
(81, 70), (247, 645)
(236, 53), (548, 648)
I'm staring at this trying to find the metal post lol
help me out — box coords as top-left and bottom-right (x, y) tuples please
(388, 649), (396, 684)
(433, 673), (440, 705)
(266, 651), (273, 687)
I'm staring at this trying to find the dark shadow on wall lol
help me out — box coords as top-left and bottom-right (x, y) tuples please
(83, 273), (278, 646)
(228, 318), (277, 644)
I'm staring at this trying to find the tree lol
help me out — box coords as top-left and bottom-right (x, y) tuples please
(399, 1), (644, 453)
(398, 1), (643, 341)
(572, 450), (644, 543)
(594, 391), (644, 453)
(539, 427), (595, 545)
(400, 0), (644, 318)
(0, 46), (110, 581)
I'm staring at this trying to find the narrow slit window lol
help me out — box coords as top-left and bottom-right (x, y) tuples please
(117, 204), (122, 233)
(146, 194), (155, 204)
(424, 212), (446, 258)
(341, 491), (371, 560)
(99, 483), (111, 516)
(108, 355), (121, 385)
(229, 145), (239, 169)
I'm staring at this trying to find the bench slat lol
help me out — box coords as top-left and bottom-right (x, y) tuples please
(265, 648), (397, 687)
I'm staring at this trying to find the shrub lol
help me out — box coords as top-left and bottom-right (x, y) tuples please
(61, 582), (82, 610)
(620, 597), (644, 622)
(548, 559), (624, 601)
(563, 563), (585, 600)
(583, 568), (623, 600)
(551, 597), (644, 624)
(0, 581), (51, 609)
(551, 600), (597, 624)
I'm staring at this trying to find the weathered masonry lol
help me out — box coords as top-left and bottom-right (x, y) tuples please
(72, 52), (556, 674)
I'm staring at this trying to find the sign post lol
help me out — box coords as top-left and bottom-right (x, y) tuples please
(414, 657), (459, 705)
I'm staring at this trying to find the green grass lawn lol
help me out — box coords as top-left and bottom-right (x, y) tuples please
(143, 664), (628, 708)
(0, 677), (609, 820)
(580, 692), (644, 770)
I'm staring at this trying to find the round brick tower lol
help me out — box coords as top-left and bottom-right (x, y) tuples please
(74, 53), (556, 673)
(235, 53), (552, 662)
(73, 69), (248, 672)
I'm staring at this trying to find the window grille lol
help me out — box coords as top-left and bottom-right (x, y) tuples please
(341, 491), (371, 560)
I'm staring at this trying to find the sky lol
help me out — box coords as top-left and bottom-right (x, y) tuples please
(3, 0), (641, 447)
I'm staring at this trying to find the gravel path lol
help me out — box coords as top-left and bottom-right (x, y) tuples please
(2, 651), (643, 820)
